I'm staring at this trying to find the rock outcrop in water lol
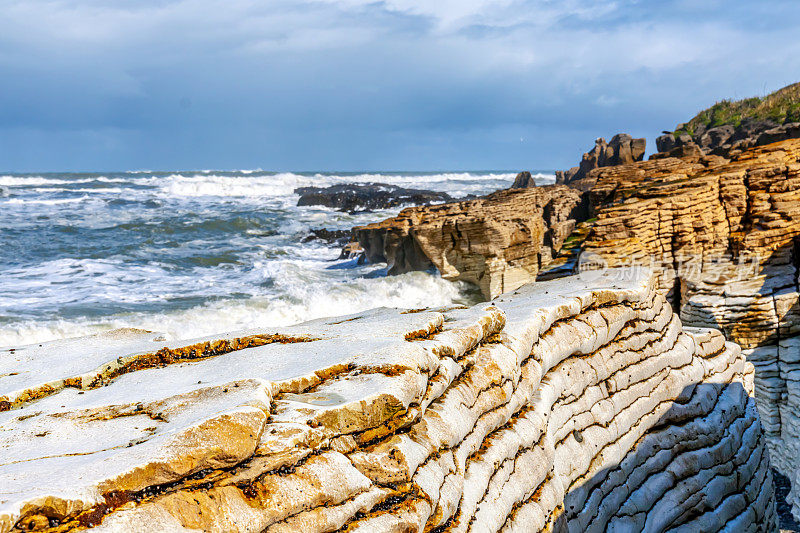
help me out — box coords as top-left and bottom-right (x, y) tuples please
(510, 171), (536, 189)
(354, 185), (586, 299)
(0, 269), (776, 531)
(295, 183), (452, 213)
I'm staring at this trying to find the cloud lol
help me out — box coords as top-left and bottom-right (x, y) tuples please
(1, 0), (799, 171)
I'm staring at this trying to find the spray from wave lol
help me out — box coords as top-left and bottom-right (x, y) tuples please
(0, 170), (553, 347)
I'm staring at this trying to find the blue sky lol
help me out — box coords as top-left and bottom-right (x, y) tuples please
(1, 0), (799, 172)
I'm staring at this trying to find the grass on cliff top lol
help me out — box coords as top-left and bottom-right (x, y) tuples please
(674, 82), (800, 136)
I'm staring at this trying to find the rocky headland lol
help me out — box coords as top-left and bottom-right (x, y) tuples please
(0, 269), (776, 531)
(350, 83), (800, 525)
(4, 85), (797, 532)
(655, 81), (800, 159)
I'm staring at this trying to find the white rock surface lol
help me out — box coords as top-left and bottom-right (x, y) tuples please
(0, 268), (775, 531)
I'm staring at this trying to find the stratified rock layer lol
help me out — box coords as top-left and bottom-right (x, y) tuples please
(0, 269), (775, 531)
(560, 138), (800, 521)
(354, 186), (586, 299)
(555, 133), (646, 187)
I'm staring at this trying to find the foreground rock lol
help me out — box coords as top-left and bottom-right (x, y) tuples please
(543, 138), (800, 521)
(295, 183), (452, 213)
(555, 133), (646, 188)
(0, 269), (776, 531)
(349, 135), (800, 520)
(354, 185), (586, 299)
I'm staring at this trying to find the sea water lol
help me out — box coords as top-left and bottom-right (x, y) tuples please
(0, 170), (554, 347)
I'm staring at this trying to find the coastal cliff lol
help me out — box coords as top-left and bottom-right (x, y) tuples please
(0, 269), (775, 531)
(565, 139), (800, 520)
(352, 135), (800, 523)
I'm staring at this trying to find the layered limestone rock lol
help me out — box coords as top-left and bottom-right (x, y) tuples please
(553, 138), (800, 521)
(654, 121), (800, 160)
(0, 269), (776, 531)
(354, 186), (586, 300)
(555, 133), (646, 187)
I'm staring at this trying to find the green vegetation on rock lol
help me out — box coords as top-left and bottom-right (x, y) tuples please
(673, 82), (800, 137)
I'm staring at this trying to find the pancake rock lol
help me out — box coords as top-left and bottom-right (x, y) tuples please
(555, 138), (800, 520)
(655, 82), (800, 160)
(354, 186), (586, 300)
(0, 269), (776, 531)
(555, 133), (646, 188)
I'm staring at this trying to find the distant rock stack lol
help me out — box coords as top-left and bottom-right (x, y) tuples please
(555, 133), (646, 189)
(510, 171), (536, 188)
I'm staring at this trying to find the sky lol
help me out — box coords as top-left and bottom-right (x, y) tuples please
(1, 0), (799, 172)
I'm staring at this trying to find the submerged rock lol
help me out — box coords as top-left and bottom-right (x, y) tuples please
(300, 228), (352, 246)
(0, 269), (776, 531)
(295, 182), (452, 213)
(338, 241), (365, 262)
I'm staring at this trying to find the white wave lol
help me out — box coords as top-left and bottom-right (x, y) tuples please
(0, 176), (118, 187)
(0, 176), (71, 186)
(0, 271), (475, 348)
(4, 195), (91, 205)
(143, 170), (544, 201)
(154, 172), (308, 198)
(29, 187), (125, 194)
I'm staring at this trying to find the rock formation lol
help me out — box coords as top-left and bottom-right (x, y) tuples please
(349, 136), (800, 521)
(527, 138), (800, 524)
(295, 183), (452, 213)
(0, 269), (776, 531)
(552, 139), (800, 518)
(655, 82), (800, 159)
(655, 120), (800, 159)
(301, 228), (353, 247)
(555, 133), (646, 188)
(510, 171), (536, 189)
(354, 185), (586, 299)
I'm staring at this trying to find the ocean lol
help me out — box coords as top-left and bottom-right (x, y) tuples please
(0, 170), (554, 348)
